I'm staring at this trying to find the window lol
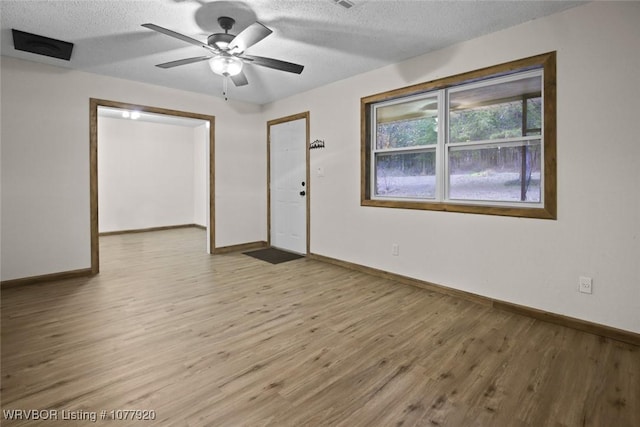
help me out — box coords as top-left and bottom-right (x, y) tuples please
(361, 52), (556, 219)
(374, 94), (439, 199)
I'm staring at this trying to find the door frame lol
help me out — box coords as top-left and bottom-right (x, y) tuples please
(266, 111), (310, 254)
(89, 98), (215, 274)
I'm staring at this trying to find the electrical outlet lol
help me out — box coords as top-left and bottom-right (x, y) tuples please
(391, 243), (399, 256)
(579, 276), (592, 294)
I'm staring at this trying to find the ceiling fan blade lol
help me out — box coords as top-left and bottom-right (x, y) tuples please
(230, 71), (249, 87)
(241, 54), (304, 74)
(228, 22), (272, 53)
(142, 23), (216, 52)
(156, 56), (211, 69)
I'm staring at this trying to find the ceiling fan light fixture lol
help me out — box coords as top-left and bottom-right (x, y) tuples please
(209, 55), (243, 76)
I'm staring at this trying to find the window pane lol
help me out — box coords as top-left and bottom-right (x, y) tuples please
(375, 151), (436, 198)
(376, 96), (437, 149)
(526, 97), (542, 134)
(449, 75), (541, 143)
(448, 142), (541, 202)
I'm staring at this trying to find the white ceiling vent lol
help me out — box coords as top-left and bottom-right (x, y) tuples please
(332, 0), (354, 9)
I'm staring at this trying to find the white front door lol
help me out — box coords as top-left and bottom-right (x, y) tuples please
(270, 117), (307, 254)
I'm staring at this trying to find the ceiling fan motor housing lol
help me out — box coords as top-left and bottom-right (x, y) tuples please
(208, 33), (234, 50)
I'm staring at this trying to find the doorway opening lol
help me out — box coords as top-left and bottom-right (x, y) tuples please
(267, 112), (310, 255)
(89, 98), (215, 274)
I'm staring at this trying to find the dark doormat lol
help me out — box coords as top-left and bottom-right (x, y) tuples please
(244, 247), (304, 264)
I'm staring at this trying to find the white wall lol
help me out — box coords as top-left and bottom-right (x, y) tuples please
(262, 2), (640, 333)
(0, 57), (265, 281)
(98, 117), (202, 233)
(193, 123), (208, 227)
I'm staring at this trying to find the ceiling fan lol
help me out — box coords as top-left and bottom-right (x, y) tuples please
(142, 17), (304, 96)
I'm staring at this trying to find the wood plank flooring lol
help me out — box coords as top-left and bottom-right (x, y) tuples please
(2, 228), (638, 426)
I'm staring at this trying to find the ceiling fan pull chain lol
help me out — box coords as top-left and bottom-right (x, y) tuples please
(223, 76), (229, 101)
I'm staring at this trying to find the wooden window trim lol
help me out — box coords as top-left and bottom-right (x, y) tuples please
(361, 51), (556, 219)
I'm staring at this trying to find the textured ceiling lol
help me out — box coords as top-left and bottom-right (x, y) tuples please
(0, 0), (584, 105)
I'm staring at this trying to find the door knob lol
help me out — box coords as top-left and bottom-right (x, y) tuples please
(299, 191), (306, 196)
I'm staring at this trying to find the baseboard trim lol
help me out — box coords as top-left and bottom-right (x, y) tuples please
(1, 268), (94, 289)
(307, 253), (492, 306)
(308, 253), (640, 347)
(493, 301), (640, 346)
(213, 241), (268, 254)
(192, 224), (207, 230)
(99, 224), (202, 236)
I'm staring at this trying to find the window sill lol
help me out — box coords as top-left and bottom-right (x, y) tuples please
(361, 198), (556, 219)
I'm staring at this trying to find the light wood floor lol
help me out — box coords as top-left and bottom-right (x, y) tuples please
(2, 228), (638, 426)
